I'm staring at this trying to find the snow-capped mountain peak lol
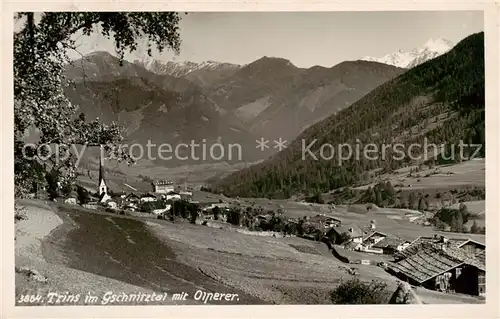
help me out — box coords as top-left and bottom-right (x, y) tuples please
(361, 37), (455, 69)
(134, 57), (241, 77)
(422, 37), (454, 53)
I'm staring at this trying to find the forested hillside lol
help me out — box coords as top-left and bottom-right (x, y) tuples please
(212, 32), (485, 198)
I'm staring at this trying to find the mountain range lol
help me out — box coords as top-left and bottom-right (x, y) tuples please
(64, 52), (255, 165)
(64, 51), (404, 165)
(361, 37), (454, 68)
(134, 57), (241, 87)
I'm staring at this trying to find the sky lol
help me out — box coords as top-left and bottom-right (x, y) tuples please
(68, 11), (484, 68)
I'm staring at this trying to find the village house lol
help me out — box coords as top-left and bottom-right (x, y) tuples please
(83, 201), (98, 210)
(308, 214), (342, 229)
(397, 240), (412, 251)
(201, 203), (231, 212)
(202, 210), (228, 222)
(326, 224), (364, 245)
(371, 236), (412, 255)
(200, 204), (229, 221)
(152, 180), (175, 194)
(343, 241), (363, 251)
(113, 192), (127, 199)
(64, 189), (79, 205)
(359, 231), (388, 253)
(362, 231), (387, 246)
(106, 201), (118, 209)
(125, 193), (141, 203)
(165, 191), (181, 201)
(359, 231), (413, 255)
(140, 193), (157, 203)
(179, 190), (193, 199)
(64, 197), (77, 205)
(113, 194), (137, 211)
(152, 204), (172, 217)
(387, 242), (485, 297)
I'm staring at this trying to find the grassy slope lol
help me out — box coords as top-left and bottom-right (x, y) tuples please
(15, 200), (179, 306)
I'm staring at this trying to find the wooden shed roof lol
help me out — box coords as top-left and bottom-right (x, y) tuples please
(394, 236), (468, 260)
(388, 243), (485, 284)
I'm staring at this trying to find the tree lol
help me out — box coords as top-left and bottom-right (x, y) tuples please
(337, 232), (351, 245)
(76, 185), (89, 205)
(365, 186), (376, 203)
(61, 182), (73, 198)
(189, 204), (198, 224)
(141, 201), (165, 214)
(393, 197), (401, 208)
(241, 212), (251, 228)
(14, 13), (182, 211)
(212, 206), (220, 220)
(455, 210), (464, 232)
(384, 181), (396, 205)
(450, 210), (464, 233)
(45, 170), (59, 200)
(434, 218), (447, 230)
(297, 218), (305, 236)
(408, 193), (417, 209)
(418, 196), (427, 211)
(470, 220), (479, 234)
(169, 204), (175, 222)
(375, 188), (383, 207)
(459, 203), (469, 221)
(283, 222), (298, 236)
(385, 181), (395, 197)
(306, 193), (324, 204)
(268, 214), (285, 233)
(329, 278), (391, 304)
(227, 208), (241, 226)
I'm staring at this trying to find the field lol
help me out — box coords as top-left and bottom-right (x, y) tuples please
(201, 192), (485, 243)
(451, 200), (486, 228)
(354, 159), (485, 192)
(135, 211), (484, 304)
(450, 200), (485, 214)
(146, 218), (400, 304)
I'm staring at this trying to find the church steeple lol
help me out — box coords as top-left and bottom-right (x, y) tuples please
(98, 145), (108, 196)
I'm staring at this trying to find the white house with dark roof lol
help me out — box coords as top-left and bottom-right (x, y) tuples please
(326, 224), (364, 245)
(166, 191), (181, 201)
(362, 231), (387, 246)
(140, 193), (157, 203)
(152, 180), (175, 194)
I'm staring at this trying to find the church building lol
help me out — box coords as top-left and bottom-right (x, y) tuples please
(98, 146), (110, 202)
